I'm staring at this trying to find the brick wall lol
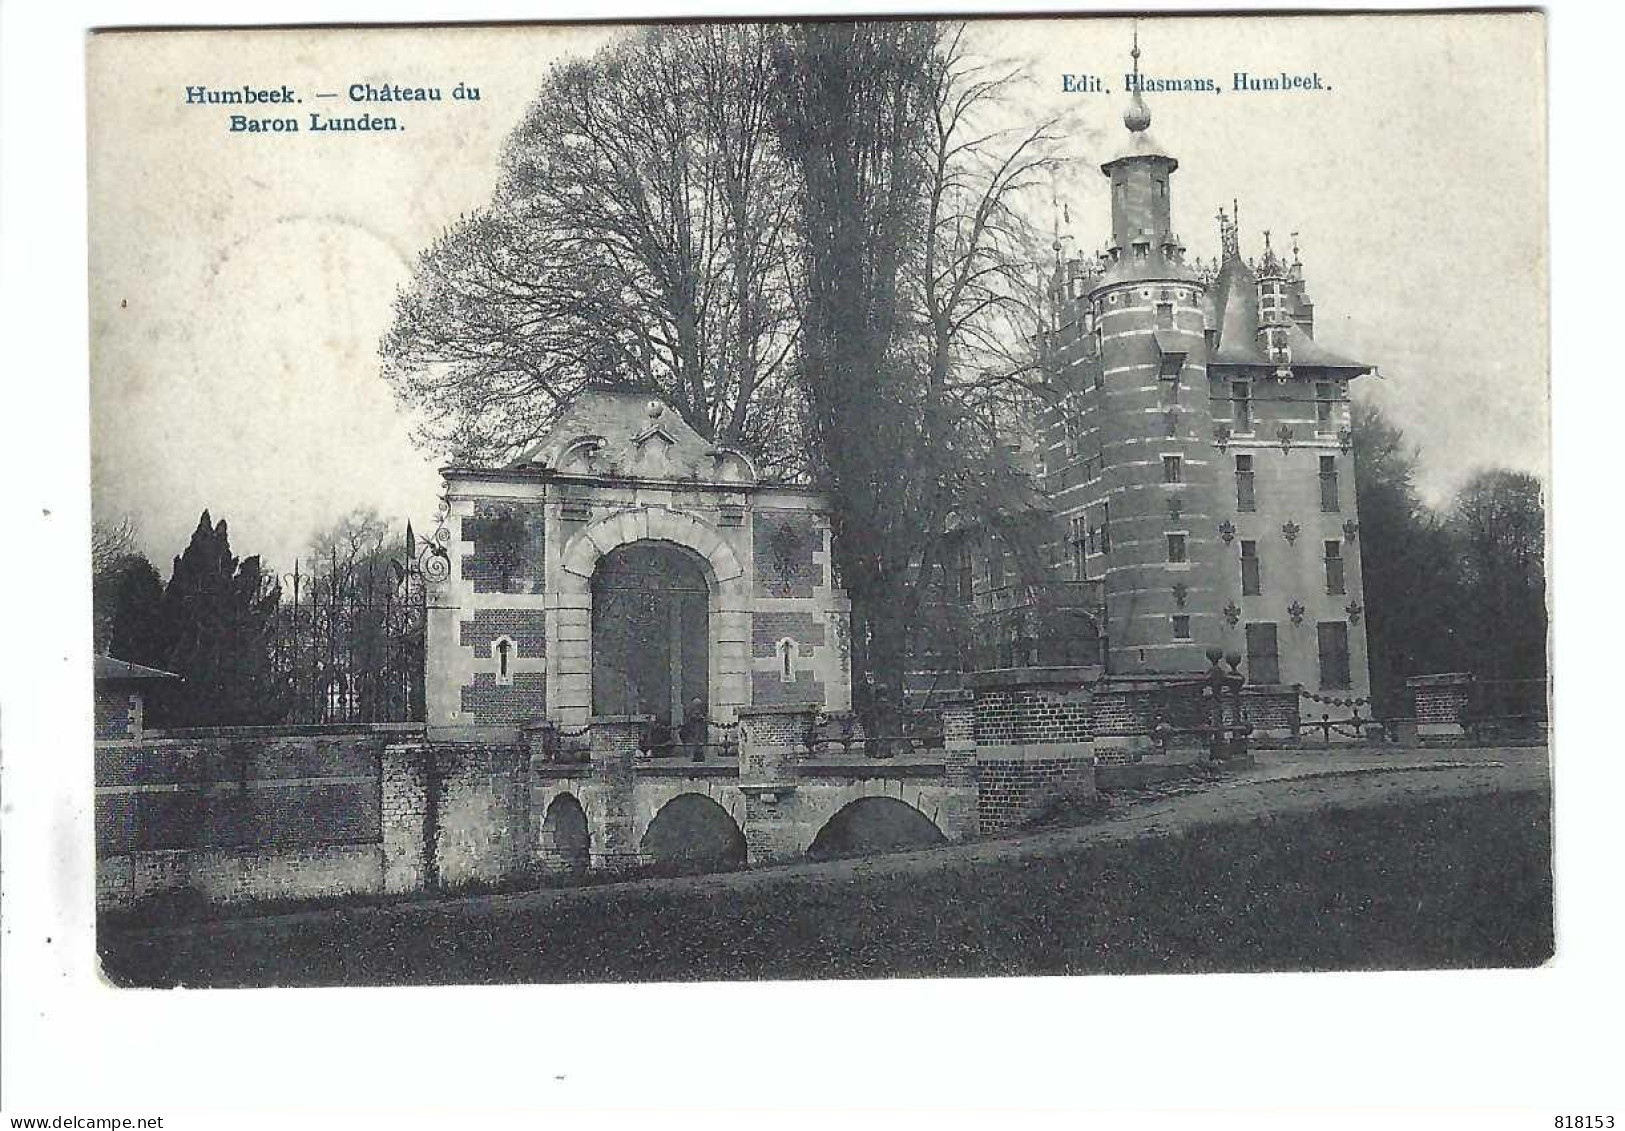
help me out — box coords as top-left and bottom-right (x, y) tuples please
(977, 756), (1095, 835)
(95, 734), (383, 856)
(966, 673), (1098, 834)
(738, 708), (811, 781)
(1089, 689), (1153, 737)
(752, 511), (825, 597)
(460, 501), (546, 594)
(98, 845), (382, 908)
(459, 609), (547, 657)
(433, 744), (534, 888)
(741, 789), (803, 864)
(751, 611), (826, 655)
(460, 672), (547, 726)
(1409, 673), (1473, 733)
(95, 687), (140, 741)
(95, 730), (400, 909)
(751, 669), (826, 707)
(1241, 686), (1301, 734)
(973, 686), (1092, 746)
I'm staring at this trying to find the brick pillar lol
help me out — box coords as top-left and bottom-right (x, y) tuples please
(969, 669), (1098, 836)
(938, 696), (979, 842)
(1408, 673), (1474, 737)
(522, 719), (556, 762)
(587, 716), (648, 870)
(736, 706), (810, 865)
(381, 742), (431, 894)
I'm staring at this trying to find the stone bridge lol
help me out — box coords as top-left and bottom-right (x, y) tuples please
(417, 708), (988, 887)
(98, 676), (1181, 909)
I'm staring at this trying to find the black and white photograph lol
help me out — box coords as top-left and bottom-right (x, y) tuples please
(1, 2), (1610, 1125)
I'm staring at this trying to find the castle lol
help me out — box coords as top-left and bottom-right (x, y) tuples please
(416, 41), (1375, 740)
(942, 41), (1373, 703)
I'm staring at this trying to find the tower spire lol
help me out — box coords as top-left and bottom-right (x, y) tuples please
(1124, 23), (1152, 132)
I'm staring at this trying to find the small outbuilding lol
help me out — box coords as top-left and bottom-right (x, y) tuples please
(93, 654), (179, 742)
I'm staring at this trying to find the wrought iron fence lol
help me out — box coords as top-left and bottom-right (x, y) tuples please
(270, 521), (446, 725)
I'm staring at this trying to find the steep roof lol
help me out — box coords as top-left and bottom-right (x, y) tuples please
(1206, 253), (1368, 372)
(95, 655), (180, 682)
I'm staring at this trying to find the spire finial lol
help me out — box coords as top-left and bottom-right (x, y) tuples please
(1123, 23), (1152, 132)
(1217, 202), (1240, 262)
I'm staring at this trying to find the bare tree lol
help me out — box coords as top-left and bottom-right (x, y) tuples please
(771, 21), (1064, 711)
(382, 26), (801, 472)
(900, 27), (1068, 633)
(91, 514), (140, 575)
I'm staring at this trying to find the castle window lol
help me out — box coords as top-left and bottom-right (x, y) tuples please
(1235, 454), (1256, 511)
(1162, 455), (1183, 484)
(954, 543), (973, 602)
(1240, 540), (1261, 596)
(1069, 515), (1089, 582)
(1319, 456), (1341, 512)
(492, 636), (516, 687)
(1316, 381), (1337, 433)
(1324, 540), (1345, 595)
(1062, 395), (1085, 455)
(1156, 302), (1174, 330)
(1166, 532), (1188, 564)
(1172, 615), (1192, 640)
(989, 541), (1006, 589)
(1245, 623), (1281, 685)
(1232, 379), (1254, 433)
(1317, 622), (1352, 689)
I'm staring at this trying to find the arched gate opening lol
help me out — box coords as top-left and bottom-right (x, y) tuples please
(590, 541), (711, 733)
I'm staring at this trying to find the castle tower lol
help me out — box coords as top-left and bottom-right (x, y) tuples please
(1082, 35), (1222, 672)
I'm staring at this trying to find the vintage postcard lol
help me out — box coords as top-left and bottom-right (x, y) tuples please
(83, 12), (1549, 993)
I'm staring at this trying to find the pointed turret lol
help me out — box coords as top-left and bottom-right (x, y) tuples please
(1098, 28), (1191, 281)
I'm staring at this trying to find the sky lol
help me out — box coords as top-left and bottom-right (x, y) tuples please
(87, 13), (1547, 577)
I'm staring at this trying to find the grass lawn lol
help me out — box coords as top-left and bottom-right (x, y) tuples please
(100, 788), (1552, 987)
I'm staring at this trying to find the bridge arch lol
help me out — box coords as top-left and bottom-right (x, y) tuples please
(538, 792), (590, 873)
(641, 792), (747, 870)
(806, 796), (947, 861)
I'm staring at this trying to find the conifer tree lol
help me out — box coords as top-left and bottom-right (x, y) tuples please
(95, 553), (166, 665)
(153, 511), (287, 726)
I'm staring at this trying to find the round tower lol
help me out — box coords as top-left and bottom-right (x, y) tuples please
(1086, 35), (1223, 673)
